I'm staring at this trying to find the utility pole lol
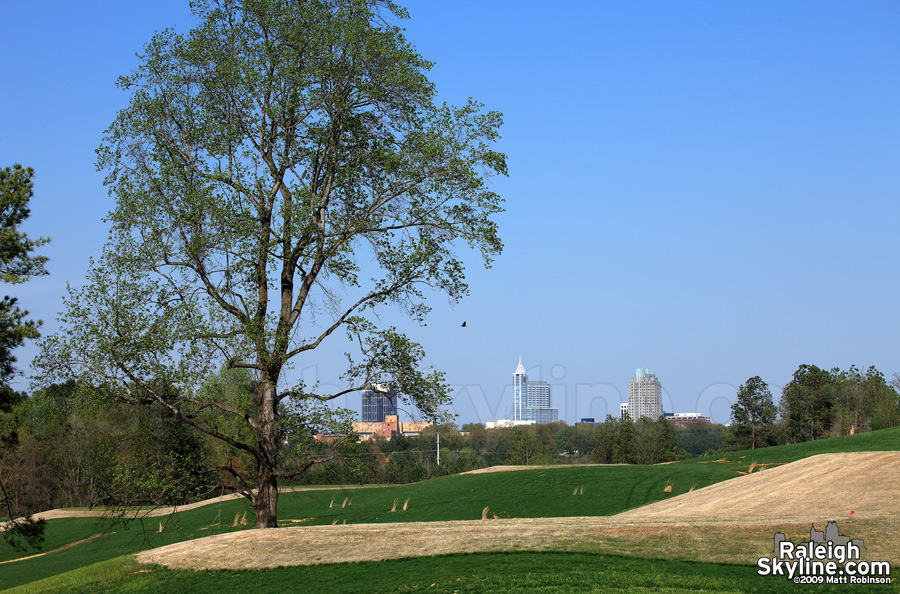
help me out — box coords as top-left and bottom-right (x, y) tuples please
(436, 429), (440, 465)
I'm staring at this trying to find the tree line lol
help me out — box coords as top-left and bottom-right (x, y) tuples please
(727, 364), (900, 450)
(1, 375), (693, 524)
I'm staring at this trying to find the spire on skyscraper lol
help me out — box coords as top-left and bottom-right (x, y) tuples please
(515, 357), (526, 375)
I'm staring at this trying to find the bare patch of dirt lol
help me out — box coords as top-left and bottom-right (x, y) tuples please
(461, 464), (611, 474)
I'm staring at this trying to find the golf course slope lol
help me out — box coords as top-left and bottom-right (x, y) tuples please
(135, 451), (899, 570)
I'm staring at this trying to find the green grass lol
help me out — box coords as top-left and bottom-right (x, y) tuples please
(8, 551), (895, 594)
(0, 461), (742, 588)
(694, 426), (900, 467)
(276, 459), (740, 522)
(0, 462), (731, 589)
(0, 512), (249, 589)
(2, 426), (898, 592)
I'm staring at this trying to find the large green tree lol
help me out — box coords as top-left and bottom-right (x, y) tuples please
(35, 0), (505, 528)
(728, 376), (776, 450)
(506, 428), (547, 465)
(779, 364), (833, 443)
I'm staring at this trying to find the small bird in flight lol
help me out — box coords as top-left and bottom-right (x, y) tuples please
(461, 321), (467, 327)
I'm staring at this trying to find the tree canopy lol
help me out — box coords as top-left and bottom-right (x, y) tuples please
(35, 0), (506, 529)
(779, 364), (899, 442)
(728, 376), (776, 450)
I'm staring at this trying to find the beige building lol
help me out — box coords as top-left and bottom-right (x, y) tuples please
(628, 368), (663, 420)
(351, 415), (433, 441)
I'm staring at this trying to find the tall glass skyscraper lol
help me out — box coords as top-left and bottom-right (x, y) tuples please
(513, 358), (527, 421)
(627, 368), (662, 420)
(361, 385), (397, 422)
(512, 360), (558, 423)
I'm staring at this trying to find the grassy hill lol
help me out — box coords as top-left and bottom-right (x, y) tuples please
(2, 426), (898, 592)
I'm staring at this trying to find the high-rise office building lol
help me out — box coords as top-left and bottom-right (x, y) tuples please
(526, 381), (550, 409)
(513, 358), (528, 421)
(512, 360), (558, 423)
(628, 368), (662, 420)
(361, 384), (397, 422)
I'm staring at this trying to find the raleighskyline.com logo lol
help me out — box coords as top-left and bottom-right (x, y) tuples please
(757, 522), (892, 585)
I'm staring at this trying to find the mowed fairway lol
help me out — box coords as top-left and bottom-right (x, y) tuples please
(3, 427), (899, 593)
(14, 551), (898, 594)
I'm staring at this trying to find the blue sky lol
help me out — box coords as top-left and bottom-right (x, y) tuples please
(2, 1), (898, 424)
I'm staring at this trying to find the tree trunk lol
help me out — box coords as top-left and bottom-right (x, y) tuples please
(255, 380), (280, 529)
(255, 464), (279, 528)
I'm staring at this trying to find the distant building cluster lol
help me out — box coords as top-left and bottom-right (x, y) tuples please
(338, 366), (712, 438)
(516, 359), (558, 424)
(663, 412), (711, 426)
(487, 358), (559, 428)
(352, 385), (432, 440)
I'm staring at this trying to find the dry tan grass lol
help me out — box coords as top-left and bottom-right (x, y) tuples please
(619, 452), (900, 522)
(135, 516), (900, 571)
(136, 518), (579, 570)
